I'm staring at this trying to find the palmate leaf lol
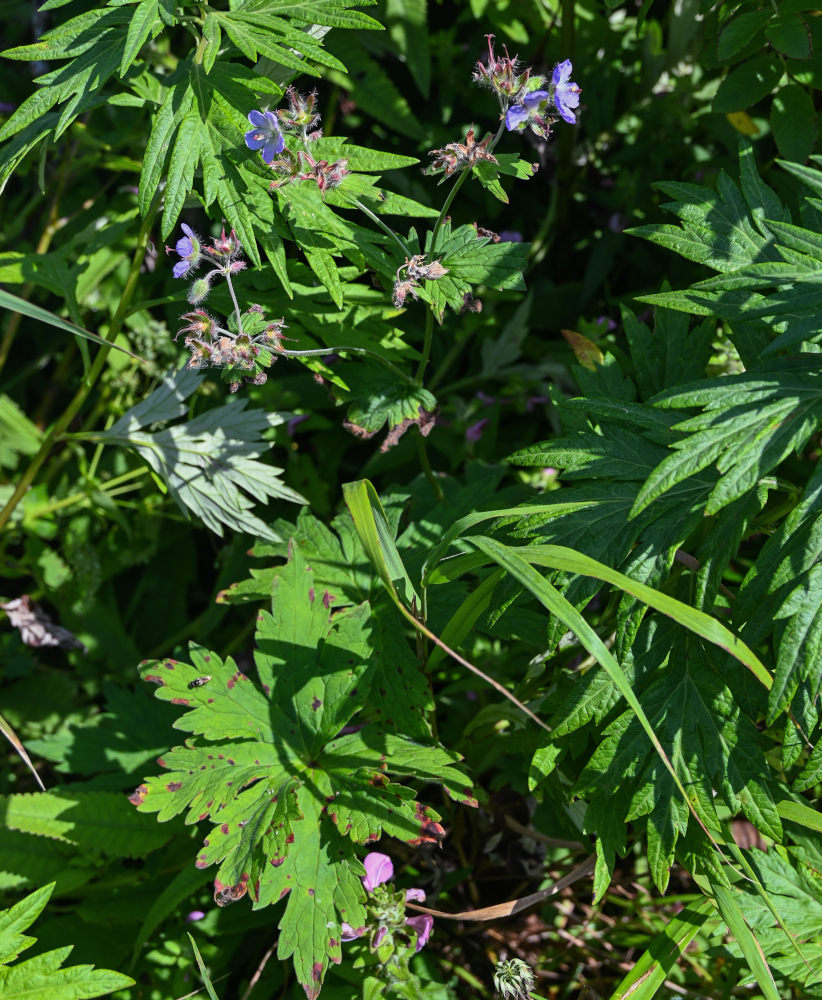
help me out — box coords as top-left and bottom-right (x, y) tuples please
(331, 360), (437, 448)
(421, 222), (529, 321)
(0, 0), (378, 211)
(632, 358), (822, 518)
(100, 367), (305, 542)
(628, 141), (784, 273)
(133, 543), (473, 997)
(723, 843), (822, 993)
(0, 883), (133, 998)
(218, 506), (435, 737)
(735, 462), (822, 721)
(631, 143), (822, 353)
(574, 621), (782, 893)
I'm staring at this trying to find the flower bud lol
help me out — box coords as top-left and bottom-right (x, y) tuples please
(493, 958), (535, 1000)
(187, 278), (211, 305)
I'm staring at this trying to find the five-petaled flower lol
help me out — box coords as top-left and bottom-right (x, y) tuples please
(342, 852), (433, 953)
(505, 90), (551, 133)
(244, 110), (286, 164)
(552, 59), (581, 124)
(166, 223), (201, 279)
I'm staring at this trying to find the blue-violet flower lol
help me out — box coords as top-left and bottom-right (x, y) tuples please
(552, 59), (581, 124)
(505, 90), (550, 133)
(244, 110), (286, 164)
(167, 223), (201, 279)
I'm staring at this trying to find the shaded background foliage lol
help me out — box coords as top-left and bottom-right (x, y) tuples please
(1, 0), (821, 998)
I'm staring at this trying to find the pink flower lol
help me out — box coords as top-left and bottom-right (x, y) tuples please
(362, 852), (394, 891)
(346, 853), (434, 952)
(405, 914), (434, 952)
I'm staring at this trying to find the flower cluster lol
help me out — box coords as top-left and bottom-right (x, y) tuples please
(473, 34), (532, 100)
(342, 852), (433, 954)
(167, 224), (288, 390)
(426, 128), (498, 179)
(392, 255), (449, 308)
(505, 60), (581, 138)
(471, 34), (581, 141)
(244, 90), (348, 198)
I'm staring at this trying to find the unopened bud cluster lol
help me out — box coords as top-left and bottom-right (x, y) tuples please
(493, 958), (536, 1000)
(392, 255), (449, 308)
(167, 225), (288, 391)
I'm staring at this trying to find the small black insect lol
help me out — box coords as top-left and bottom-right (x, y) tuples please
(188, 675), (211, 689)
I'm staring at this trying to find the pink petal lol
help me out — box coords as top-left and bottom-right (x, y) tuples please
(362, 852), (393, 891)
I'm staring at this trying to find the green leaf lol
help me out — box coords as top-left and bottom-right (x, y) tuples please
(710, 879), (782, 1000)
(187, 933), (221, 1000)
(0, 396), (42, 470)
(0, 289), (144, 360)
(119, 0), (159, 75)
(712, 55), (784, 113)
(771, 84), (817, 162)
(422, 221), (529, 321)
(342, 479), (420, 609)
(629, 166), (780, 273)
(610, 899), (714, 999)
(333, 360), (437, 449)
(100, 368), (305, 541)
(305, 248), (344, 309)
(633, 359), (822, 517)
(0, 884), (134, 998)
(735, 463), (822, 721)
(135, 538), (472, 997)
(765, 14), (812, 59)
(162, 106), (201, 236)
(717, 9), (771, 62)
(0, 790), (172, 857)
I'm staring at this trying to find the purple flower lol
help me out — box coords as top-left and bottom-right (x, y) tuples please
(362, 852), (393, 892)
(498, 231), (523, 243)
(244, 110), (286, 164)
(287, 414), (310, 436)
(552, 60), (581, 124)
(505, 90), (549, 131)
(405, 914), (434, 952)
(348, 853), (434, 953)
(167, 223), (201, 279)
(466, 418), (489, 443)
(185, 910), (205, 923)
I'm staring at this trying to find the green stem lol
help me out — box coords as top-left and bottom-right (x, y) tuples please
(416, 430), (443, 503)
(414, 309), (434, 385)
(429, 118), (508, 258)
(279, 344), (410, 382)
(351, 198), (412, 257)
(0, 189), (161, 535)
(22, 465), (149, 520)
(224, 271), (245, 335)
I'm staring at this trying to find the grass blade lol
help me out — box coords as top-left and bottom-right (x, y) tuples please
(0, 288), (145, 361)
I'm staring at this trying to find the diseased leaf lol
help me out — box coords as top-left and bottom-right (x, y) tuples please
(134, 541), (473, 996)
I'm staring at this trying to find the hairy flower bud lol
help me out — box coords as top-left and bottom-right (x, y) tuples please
(277, 86), (322, 134)
(473, 35), (534, 100)
(493, 958), (535, 1000)
(187, 277), (211, 305)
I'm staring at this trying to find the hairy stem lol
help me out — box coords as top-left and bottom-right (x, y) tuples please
(351, 197), (412, 257)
